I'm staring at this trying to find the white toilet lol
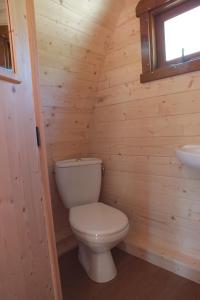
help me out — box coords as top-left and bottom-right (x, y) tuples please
(55, 158), (129, 283)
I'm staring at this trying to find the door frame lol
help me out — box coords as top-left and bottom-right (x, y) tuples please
(26, 1), (63, 299)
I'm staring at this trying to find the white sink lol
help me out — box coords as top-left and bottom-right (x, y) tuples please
(176, 145), (200, 170)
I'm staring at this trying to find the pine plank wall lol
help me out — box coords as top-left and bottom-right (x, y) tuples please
(35, 0), (200, 282)
(34, 0), (123, 254)
(89, 0), (200, 282)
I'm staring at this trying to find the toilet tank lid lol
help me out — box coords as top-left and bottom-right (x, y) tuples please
(55, 158), (102, 168)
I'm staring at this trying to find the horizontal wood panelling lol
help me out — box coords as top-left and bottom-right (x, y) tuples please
(40, 86), (96, 109)
(102, 170), (200, 203)
(52, 0), (122, 30)
(39, 65), (98, 84)
(90, 136), (200, 157)
(100, 44), (141, 72)
(102, 173), (200, 257)
(101, 154), (200, 179)
(89, 0), (200, 281)
(39, 51), (98, 76)
(37, 32), (104, 65)
(92, 90), (200, 123)
(91, 113), (200, 139)
(95, 73), (200, 106)
(36, 14), (108, 55)
(35, 0), (123, 249)
(38, 0), (112, 37)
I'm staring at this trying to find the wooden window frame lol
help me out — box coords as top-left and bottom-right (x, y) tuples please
(136, 0), (200, 83)
(0, 0), (21, 84)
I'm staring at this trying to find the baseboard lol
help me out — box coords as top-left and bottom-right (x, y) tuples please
(118, 240), (200, 284)
(57, 234), (77, 257)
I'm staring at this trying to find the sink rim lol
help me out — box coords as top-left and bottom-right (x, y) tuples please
(176, 145), (200, 156)
(176, 145), (200, 170)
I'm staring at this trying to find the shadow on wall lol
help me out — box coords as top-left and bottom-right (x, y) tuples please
(34, 0), (124, 253)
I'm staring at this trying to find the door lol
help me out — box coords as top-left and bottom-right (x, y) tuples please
(0, 0), (62, 299)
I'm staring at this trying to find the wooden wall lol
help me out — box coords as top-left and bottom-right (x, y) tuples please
(0, 0), (7, 25)
(34, 0), (200, 282)
(0, 0), (58, 298)
(34, 0), (123, 253)
(89, 0), (200, 282)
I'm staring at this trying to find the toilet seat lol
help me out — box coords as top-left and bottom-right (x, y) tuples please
(69, 202), (129, 237)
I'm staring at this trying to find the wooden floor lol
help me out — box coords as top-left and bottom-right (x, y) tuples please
(59, 248), (200, 300)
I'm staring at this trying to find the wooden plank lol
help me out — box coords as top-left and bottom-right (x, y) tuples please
(27, 1), (63, 298)
(89, 136), (200, 157)
(95, 73), (200, 106)
(35, 0), (122, 250)
(102, 170), (200, 202)
(88, 0), (200, 283)
(37, 31), (104, 65)
(0, 0), (61, 298)
(36, 14), (108, 55)
(101, 154), (200, 179)
(37, 0), (112, 38)
(93, 90), (200, 122)
(91, 113), (200, 139)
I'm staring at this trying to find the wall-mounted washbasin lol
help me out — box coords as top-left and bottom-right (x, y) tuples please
(176, 145), (200, 170)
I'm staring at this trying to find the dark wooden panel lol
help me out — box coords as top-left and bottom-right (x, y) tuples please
(136, 0), (186, 17)
(141, 59), (200, 82)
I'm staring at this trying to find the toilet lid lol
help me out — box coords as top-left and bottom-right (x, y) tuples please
(69, 203), (129, 236)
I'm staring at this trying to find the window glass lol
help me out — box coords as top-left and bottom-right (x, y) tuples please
(164, 5), (200, 61)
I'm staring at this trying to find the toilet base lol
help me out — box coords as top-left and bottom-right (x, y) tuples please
(78, 243), (117, 283)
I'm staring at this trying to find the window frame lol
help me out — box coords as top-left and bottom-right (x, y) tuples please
(0, 0), (21, 84)
(136, 0), (200, 83)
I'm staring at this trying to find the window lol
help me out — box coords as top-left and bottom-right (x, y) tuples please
(136, 0), (200, 83)
(0, 0), (12, 70)
(0, 0), (21, 84)
(164, 6), (200, 62)
(0, 26), (12, 69)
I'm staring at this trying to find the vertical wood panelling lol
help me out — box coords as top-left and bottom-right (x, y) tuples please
(34, 0), (123, 250)
(27, 0), (62, 297)
(89, 0), (200, 282)
(0, 0), (58, 298)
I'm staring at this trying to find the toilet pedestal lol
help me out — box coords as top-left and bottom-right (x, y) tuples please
(78, 243), (117, 283)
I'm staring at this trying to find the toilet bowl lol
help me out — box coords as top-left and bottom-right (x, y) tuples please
(55, 158), (129, 283)
(70, 202), (129, 282)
